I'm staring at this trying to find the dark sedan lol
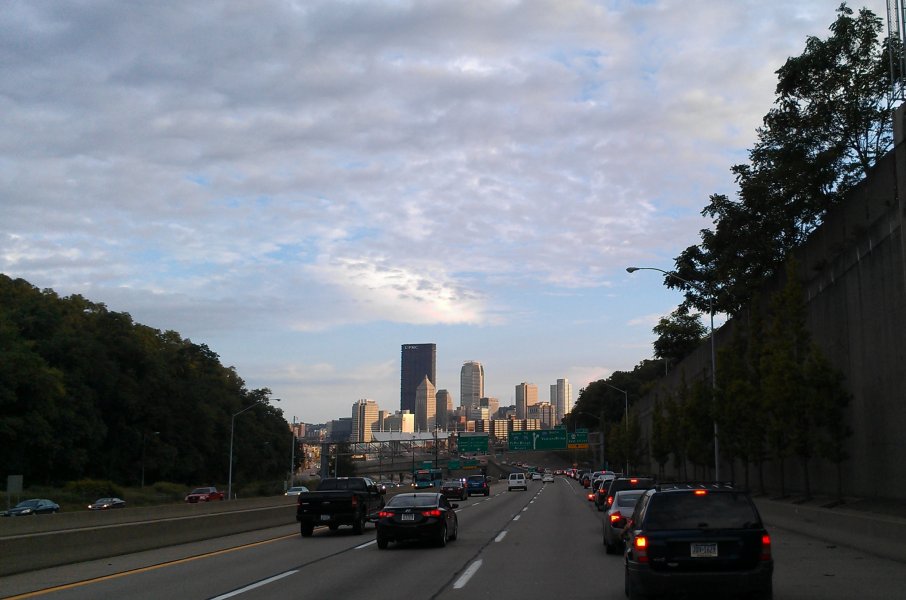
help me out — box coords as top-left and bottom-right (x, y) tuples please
(1, 498), (60, 516)
(441, 480), (468, 500)
(376, 492), (458, 549)
(88, 497), (126, 510)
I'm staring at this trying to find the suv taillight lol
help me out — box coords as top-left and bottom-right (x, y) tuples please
(634, 536), (649, 563)
(760, 534), (772, 561)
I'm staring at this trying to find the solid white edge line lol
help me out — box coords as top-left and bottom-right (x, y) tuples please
(495, 531), (508, 542)
(453, 559), (483, 589)
(210, 570), (298, 599)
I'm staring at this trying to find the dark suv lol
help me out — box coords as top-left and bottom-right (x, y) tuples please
(597, 476), (655, 511)
(623, 483), (773, 600)
(466, 474), (491, 496)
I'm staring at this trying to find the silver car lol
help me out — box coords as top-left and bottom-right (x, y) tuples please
(603, 489), (646, 553)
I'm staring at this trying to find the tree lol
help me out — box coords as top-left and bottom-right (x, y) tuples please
(649, 398), (672, 480)
(671, 4), (895, 317)
(652, 307), (707, 371)
(807, 348), (853, 502)
(761, 261), (813, 498)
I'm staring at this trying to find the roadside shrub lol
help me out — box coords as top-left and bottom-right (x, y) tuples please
(63, 479), (124, 502)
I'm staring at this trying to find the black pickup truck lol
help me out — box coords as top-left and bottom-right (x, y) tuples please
(296, 476), (386, 536)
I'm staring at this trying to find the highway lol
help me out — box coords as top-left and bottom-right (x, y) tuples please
(4, 476), (906, 600)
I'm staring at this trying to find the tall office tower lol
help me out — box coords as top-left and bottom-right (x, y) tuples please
(552, 378), (572, 424)
(460, 361), (484, 409)
(400, 344), (436, 413)
(351, 399), (379, 442)
(436, 389), (452, 429)
(415, 376), (437, 432)
(515, 382), (538, 419)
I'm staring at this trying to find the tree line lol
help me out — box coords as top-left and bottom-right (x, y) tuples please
(0, 274), (290, 489)
(569, 4), (898, 499)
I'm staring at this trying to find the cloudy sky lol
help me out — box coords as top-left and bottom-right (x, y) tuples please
(2, 0), (887, 424)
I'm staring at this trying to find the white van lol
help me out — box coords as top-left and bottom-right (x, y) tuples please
(508, 472), (527, 491)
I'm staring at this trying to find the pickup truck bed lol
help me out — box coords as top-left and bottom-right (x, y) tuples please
(296, 477), (385, 536)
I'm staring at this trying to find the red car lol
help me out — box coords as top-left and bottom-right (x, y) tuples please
(184, 487), (225, 503)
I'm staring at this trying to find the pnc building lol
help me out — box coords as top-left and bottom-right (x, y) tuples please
(400, 343), (436, 414)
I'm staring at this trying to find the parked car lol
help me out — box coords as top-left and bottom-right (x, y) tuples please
(184, 487), (225, 503)
(624, 483), (773, 600)
(88, 497), (126, 510)
(441, 480), (468, 500)
(285, 486), (310, 496)
(466, 474), (491, 496)
(602, 489), (646, 553)
(1, 498), (60, 516)
(376, 492), (458, 548)
(508, 472), (527, 491)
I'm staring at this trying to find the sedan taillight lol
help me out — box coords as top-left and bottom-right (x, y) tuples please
(421, 509), (442, 518)
(760, 534), (772, 561)
(378, 511), (393, 518)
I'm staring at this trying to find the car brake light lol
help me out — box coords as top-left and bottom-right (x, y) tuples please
(630, 478), (638, 484)
(760, 534), (772, 561)
(378, 511), (392, 518)
(607, 495), (614, 506)
(422, 509), (442, 518)
(694, 489), (707, 496)
(634, 536), (649, 563)
(610, 511), (622, 523)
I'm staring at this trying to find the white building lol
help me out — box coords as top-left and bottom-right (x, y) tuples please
(551, 378), (572, 424)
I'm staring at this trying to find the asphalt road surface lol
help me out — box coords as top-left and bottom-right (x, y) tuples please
(4, 477), (906, 600)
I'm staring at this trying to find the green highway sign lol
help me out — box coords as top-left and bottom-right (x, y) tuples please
(458, 434), (489, 454)
(507, 429), (568, 451)
(568, 430), (589, 449)
(447, 460), (460, 469)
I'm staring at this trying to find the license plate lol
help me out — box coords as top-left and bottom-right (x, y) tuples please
(401, 513), (415, 521)
(320, 514), (331, 521)
(690, 542), (718, 558)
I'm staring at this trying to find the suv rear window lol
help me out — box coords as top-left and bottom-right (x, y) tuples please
(644, 492), (761, 530)
(467, 475), (486, 483)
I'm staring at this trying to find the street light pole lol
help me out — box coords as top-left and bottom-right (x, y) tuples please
(627, 266), (720, 480)
(602, 383), (629, 475)
(228, 397), (280, 501)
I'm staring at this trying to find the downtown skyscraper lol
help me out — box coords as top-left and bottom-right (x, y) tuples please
(400, 343), (436, 414)
(460, 361), (484, 409)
